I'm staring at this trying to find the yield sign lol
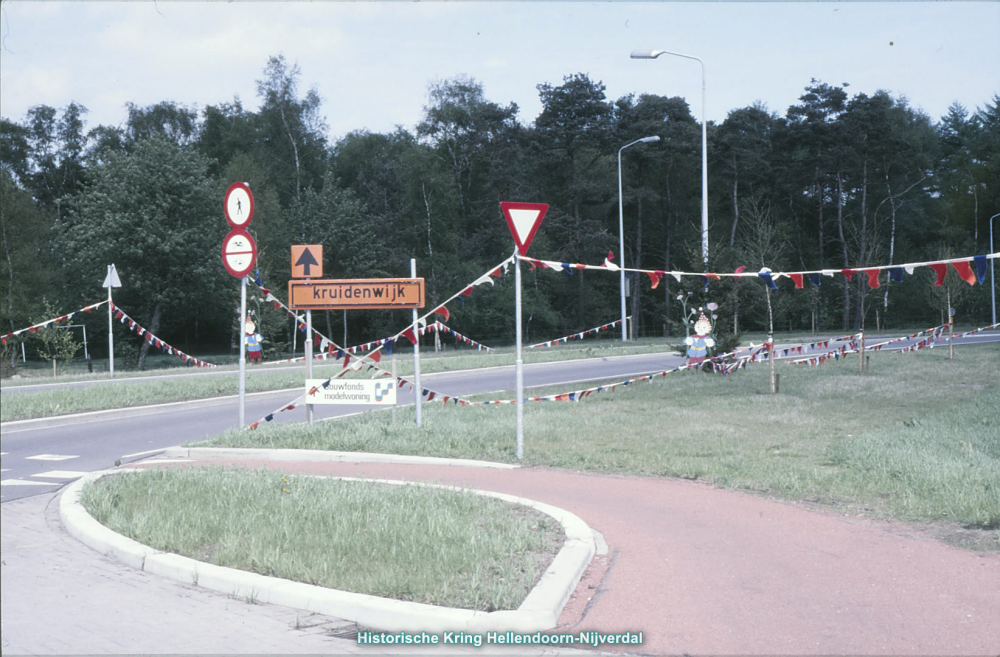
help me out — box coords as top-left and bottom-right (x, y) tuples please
(501, 202), (549, 256)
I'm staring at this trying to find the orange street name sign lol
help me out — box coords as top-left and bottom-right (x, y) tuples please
(289, 278), (425, 310)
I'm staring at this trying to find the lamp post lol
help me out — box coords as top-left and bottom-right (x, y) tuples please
(991, 212), (999, 326)
(631, 49), (709, 269)
(618, 136), (661, 341)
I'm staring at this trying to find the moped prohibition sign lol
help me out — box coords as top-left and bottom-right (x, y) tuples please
(222, 229), (257, 278)
(224, 181), (254, 229)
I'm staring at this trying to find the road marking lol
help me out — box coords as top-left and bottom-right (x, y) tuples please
(30, 470), (88, 480)
(121, 447), (170, 459)
(1, 479), (56, 487)
(25, 454), (79, 461)
(1, 468), (9, 473)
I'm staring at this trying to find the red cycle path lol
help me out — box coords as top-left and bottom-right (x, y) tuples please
(179, 458), (1000, 655)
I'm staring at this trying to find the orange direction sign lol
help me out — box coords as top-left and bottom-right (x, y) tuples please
(289, 278), (425, 310)
(501, 201), (549, 256)
(291, 245), (323, 278)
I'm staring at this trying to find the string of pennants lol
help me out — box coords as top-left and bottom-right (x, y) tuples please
(786, 322), (999, 366)
(456, 321), (1000, 405)
(528, 317), (629, 349)
(244, 253), (1000, 429)
(519, 251), (999, 291)
(246, 257), (516, 429)
(1, 301), (107, 347)
(110, 303), (219, 368)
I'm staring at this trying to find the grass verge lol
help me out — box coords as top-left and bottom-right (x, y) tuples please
(81, 466), (563, 611)
(197, 345), (1000, 548)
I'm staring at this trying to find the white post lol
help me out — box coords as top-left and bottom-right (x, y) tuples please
(411, 258), (422, 428)
(617, 149), (628, 342)
(990, 213), (998, 327)
(107, 267), (114, 378)
(239, 276), (247, 428)
(515, 251), (524, 460)
(305, 309), (314, 425)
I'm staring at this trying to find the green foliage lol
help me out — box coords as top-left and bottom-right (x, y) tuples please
(2, 61), (997, 356)
(31, 299), (80, 373)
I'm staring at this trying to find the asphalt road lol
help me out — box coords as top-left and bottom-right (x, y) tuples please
(0, 351), (687, 502)
(2, 331), (997, 503)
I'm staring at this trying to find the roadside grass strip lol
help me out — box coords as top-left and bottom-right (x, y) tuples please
(198, 345), (1000, 541)
(80, 466), (565, 613)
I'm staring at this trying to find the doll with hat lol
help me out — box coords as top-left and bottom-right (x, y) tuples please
(684, 311), (715, 368)
(244, 315), (263, 364)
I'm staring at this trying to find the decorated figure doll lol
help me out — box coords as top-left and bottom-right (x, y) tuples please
(244, 316), (263, 364)
(684, 312), (715, 368)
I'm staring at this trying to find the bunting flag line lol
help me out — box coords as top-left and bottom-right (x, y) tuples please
(246, 258), (518, 429)
(1, 301), (108, 347)
(527, 317), (631, 349)
(426, 321), (494, 352)
(518, 252), (1000, 292)
(109, 303), (219, 368)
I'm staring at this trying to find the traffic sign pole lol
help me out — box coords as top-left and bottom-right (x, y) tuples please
(239, 275), (247, 428)
(515, 251), (524, 460)
(107, 270), (114, 378)
(411, 258), (422, 428)
(306, 309), (314, 425)
(499, 202), (548, 463)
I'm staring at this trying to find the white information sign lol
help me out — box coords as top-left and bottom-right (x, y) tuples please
(305, 379), (396, 405)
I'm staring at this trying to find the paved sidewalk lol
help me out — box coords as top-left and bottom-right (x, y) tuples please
(1, 489), (583, 655)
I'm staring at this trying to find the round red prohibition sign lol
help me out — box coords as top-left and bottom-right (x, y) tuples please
(222, 228), (257, 278)
(224, 181), (254, 229)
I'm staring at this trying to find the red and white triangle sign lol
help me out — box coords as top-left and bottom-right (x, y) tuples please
(501, 202), (549, 256)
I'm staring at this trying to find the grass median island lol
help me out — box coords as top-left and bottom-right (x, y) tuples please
(197, 345), (1000, 548)
(81, 466), (563, 611)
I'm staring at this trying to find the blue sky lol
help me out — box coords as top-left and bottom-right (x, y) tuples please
(1, 1), (997, 141)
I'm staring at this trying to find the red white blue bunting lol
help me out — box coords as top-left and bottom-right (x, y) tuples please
(520, 252), (999, 291)
(1, 301), (107, 347)
(110, 303), (218, 368)
(527, 317), (628, 349)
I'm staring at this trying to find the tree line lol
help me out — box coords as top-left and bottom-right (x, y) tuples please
(2, 55), (997, 369)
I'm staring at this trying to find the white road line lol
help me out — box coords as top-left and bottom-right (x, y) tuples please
(1, 479), (56, 487)
(25, 454), (79, 461)
(121, 447), (170, 459)
(30, 470), (88, 480)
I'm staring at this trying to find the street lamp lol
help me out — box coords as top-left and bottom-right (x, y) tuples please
(631, 49), (709, 269)
(618, 136), (661, 342)
(991, 212), (999, 326)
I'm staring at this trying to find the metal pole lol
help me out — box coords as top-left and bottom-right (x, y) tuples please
(411, 259), (422, 428)
(990, 213), (998, 327)
(617, 148), (628, 342)
(305, 309), (314, 425)
(630, 49), (707, 267)
(107, 268), (114, 378)
(81, 326), (88, 360)
(391, 351), (397, 426)
(699, 61), (708, 269)
(515, 251), (524, 460)
(239, 276), (247, 428)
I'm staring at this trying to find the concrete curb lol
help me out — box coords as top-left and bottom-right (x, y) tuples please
(164, 446), (520, 469)
(60, 467), (595, 634)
